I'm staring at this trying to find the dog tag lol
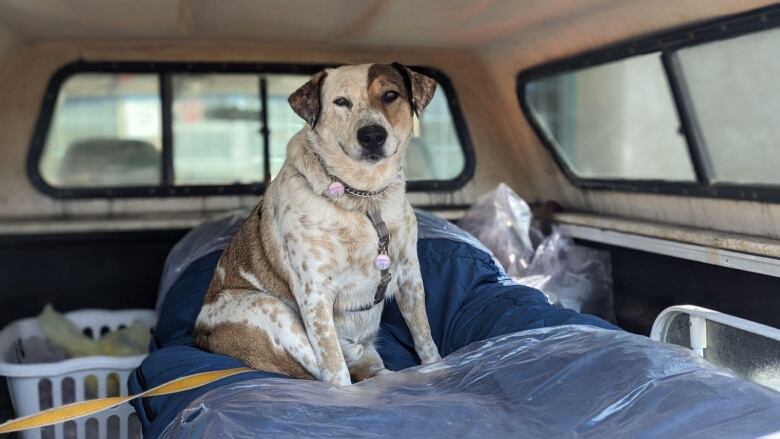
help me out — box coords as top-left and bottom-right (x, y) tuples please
(327, 181), (345, 198)
(374, 253), (391, 270)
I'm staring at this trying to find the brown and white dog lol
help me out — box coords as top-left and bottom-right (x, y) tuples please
(193, 63), (441, 386)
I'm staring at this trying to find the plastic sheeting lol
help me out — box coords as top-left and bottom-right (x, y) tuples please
(459, 184), (615, 322)
(158, 325), (780, 438)
(414, 209), (503, 267)
(520, 229), (615, 321)
(458, 183), (540, 274)
(155, 209), (250, 312)
(135, 225), (615, 438)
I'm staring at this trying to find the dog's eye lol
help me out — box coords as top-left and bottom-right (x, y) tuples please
(382, 91), (400, 104)
(333, 97), (352, 108)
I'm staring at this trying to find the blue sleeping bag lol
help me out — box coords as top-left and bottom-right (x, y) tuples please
(129, 210), (615, 438)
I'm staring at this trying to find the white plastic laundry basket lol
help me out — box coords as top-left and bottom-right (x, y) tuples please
(0, 309), (156, 439)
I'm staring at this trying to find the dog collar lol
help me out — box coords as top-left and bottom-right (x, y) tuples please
(312, 152), (394, 199)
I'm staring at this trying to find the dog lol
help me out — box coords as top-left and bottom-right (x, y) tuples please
(193, 63), (441, 385)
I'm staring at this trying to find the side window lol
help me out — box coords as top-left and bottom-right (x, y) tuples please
(31, 64), (473, 197)
(676, 27), (780, 186)
(526, 54), (695, 181)
(518, 6), (780, 201)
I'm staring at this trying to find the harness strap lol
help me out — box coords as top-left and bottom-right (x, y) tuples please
(304, 151), (397, 312)
(367, 207), (391, 305)
(0, 367), (254, 435)
(348, 208), (391, 312)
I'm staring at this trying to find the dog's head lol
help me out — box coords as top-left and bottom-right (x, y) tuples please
(289, 63), (436, 166)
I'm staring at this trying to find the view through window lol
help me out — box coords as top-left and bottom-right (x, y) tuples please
(38, 67), (468, 194)
(525, 54), (695, 181)
(520, 11), (780, 196)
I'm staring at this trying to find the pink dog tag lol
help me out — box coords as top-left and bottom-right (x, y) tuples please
(327, 181), (345, 198)
(374, 253), (391, 270)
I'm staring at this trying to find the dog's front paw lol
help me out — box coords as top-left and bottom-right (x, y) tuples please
(417, 341), (441, 364)
(340, 341), (364, 365)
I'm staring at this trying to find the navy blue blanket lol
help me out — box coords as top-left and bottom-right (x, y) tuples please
(130, 237), (614, 438)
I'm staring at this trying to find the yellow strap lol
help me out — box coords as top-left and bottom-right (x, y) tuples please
(0, 367), (254, 434)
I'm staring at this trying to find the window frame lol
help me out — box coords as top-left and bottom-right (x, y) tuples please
(516, 4), (780, 203)
(28, 61), (475, 198)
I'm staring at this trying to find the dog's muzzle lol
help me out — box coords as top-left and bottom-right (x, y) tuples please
(357, 124), (387, 161)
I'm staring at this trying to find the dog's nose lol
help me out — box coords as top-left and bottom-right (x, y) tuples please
(357, 125), (387, 152)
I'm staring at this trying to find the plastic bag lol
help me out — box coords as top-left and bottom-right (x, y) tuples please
(5, 336), (67, 364)
(38, 304), (102, 357)
(459, 184), (615, 322)
(457, 183), (539, 275)
(98, 321), (153, 356)
(36, 304), (150, 358)
(519, 228), (615, 321)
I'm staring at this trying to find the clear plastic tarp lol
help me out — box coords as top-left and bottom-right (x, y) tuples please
(159, 325), (780, 438)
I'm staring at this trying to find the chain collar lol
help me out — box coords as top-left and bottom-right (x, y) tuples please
(313, 152), (394, 199)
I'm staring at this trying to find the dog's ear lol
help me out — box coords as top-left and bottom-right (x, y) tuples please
(390, 63), (437, 116)
(289, 70), (328, 128)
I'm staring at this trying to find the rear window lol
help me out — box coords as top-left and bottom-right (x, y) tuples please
(41, 73), (162, 188)
(518, 5), (780, 201)
(31, 63), (473, 198)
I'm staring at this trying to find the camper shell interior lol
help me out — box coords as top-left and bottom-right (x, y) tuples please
(1, 0), (780, 436)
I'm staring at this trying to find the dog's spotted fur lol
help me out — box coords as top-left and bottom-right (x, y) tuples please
(194, 64), (440, 385)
